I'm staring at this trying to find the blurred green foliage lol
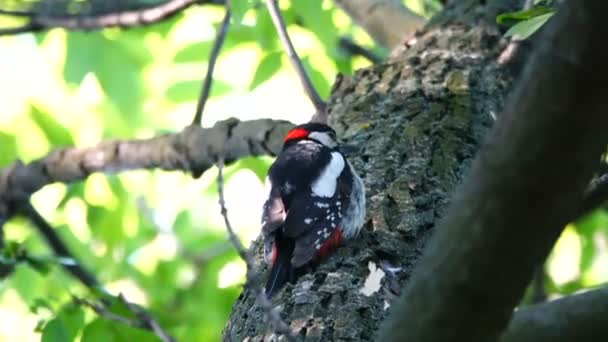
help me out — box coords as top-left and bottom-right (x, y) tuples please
(0, 0), (604, 341)
(0, 0), (392, 340)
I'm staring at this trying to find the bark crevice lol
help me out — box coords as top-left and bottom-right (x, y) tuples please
(222, 2), (521, 339)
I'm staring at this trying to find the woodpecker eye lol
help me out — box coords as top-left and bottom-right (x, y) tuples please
(329, 132), (337, 140)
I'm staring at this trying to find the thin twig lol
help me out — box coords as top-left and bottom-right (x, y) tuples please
(118, 294), (176, 342)
(192, 5), (231, 126)
(216, 157), (296, 340)
(264, 0), (326, 117)
(75, 297), (145, 328)
(0, 23), (42, 36)
(576, 171), (608, 219)
(529, 265), (546, 304)
(188, 241), (233, 266)
(75, 295), (175, 342)
(17, 202), (98, 288)
(338, 37), (383, 64)
(0, 118), (292, 216)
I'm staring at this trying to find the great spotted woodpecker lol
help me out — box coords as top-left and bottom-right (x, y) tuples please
(261, 122), (366, 296)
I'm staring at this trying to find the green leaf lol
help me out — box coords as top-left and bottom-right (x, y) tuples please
(81, 317), (159, 342)
(574, 210), (608, 272)
(41, 305), (85, 342)
(504, 12), (554, 40)
(254, 8), (277, 50)
(291, 1), (338, 56)
(0, 131), (17, 167)
(64, 32), (146, 122)
(173, 41), (212, 63)
(25, 257), (51, 275)
(496, 6), (553, 24)
(30, 298), (53, 314)
(166, 79), (232, 103)
(229, 24), (257, 44)
(235, 156), (273, 182)
(249, 51), (282, 89)
(35, 319), (47, 333)
(81, 318), (115, 342)
(29, 105), (75, 147)
(230, 0), (251, 25)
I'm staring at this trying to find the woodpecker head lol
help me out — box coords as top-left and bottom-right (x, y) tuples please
(283, 123), (338, 149)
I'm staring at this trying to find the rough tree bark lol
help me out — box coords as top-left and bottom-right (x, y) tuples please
(223, 1), (526, 340)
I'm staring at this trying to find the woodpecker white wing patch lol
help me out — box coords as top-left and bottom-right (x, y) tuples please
(311, 152), (345, 197)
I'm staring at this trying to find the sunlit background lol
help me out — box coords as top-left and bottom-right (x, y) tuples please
(0, 0), (605, 341)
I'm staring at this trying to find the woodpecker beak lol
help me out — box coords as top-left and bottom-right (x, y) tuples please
(338, 143), (359, 156)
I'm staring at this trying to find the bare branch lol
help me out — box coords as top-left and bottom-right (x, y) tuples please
(264, 0), (327, 121)
(0, 0), (220, 32)
(0, 118), (293, 223)
(216, 157), (296, 340)
(75, 295), (175, 342)
(0, 23), (42, 36)
(216, 158), (249, 260)
(334, 0), (426, 49)
(500, 286), (608, 342)
(75, 297), (144, 328)
(118, 294), (175, 342)
(379, 1), (608, 341)
(16, 201), (98, 288)
(192, 5), (231, 126)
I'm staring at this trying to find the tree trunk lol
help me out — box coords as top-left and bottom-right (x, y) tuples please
(223, 1), (524, 340)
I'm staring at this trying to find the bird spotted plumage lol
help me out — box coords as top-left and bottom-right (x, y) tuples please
(261, 123), (365, 296)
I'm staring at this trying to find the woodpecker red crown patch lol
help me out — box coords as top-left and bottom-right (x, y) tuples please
(283, 127), (309, 143)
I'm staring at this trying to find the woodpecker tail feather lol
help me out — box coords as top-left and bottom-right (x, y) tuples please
(265, 235), (295, 297)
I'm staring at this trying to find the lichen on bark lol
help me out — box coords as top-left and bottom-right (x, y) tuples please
(222, 2), (520, 340)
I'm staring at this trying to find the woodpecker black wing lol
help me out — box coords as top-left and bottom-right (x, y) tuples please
(263, 139), (354, 295)
(285, 153), (354, 268)
(261, 184), (285, 235)
(286, 195), (343, 267)
(261, 179), (286, 266)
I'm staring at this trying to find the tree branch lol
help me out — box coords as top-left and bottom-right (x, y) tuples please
(333, 0), (426, 49)
(192, 4), (231, 126)
(16, 201), (98, 288)
(0, 0), (221, 32)
(500, 286), (608, 342)
(264, 0), (327, 121)
(216, 157), (296, 340)
(379, 1), (608, 341)
(0, 23), (42, 36)
(338, 37), (383, 64)
(75, 294), (175, 342)
(575, 171), (608, 219)
(118, 294), (175, 342)
(76, 297), (144, 327)
(0, 118), (293, 223)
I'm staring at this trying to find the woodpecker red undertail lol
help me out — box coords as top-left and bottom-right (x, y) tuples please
(261, 123), (366, 296)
